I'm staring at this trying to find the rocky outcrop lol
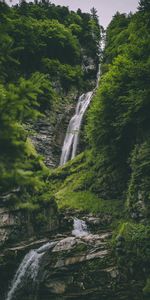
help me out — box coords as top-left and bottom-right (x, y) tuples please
(1, 213), (148, 300)
(36, 230), (115, 300)
(0, 196), (58, 249)
(28, 55), (98, 169)
(29, 95), (77, 168)
(2, 226), (116, 300)
(0, 198), (59, 300)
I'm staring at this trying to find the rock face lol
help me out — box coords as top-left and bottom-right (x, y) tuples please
(2, 215), (117, 300)
(29, 95), (77, 168)
(0, 197), (58, 249)
(37, 231), (115, 300)
(0, 57), (100, 299)
(0, 197), (59, 300)
(28, 55), (98, 169)
(1, 214), (147, 300)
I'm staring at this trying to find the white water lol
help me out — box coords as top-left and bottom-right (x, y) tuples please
(72, 217), (88, 237)
(6, 242), (55, 300)
(6, 63), (101, 299)
(60, 91), (93, 166)
(60, 64), (101, 166)
(6, 219), (89, 300)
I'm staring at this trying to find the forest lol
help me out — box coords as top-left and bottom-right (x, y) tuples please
(0, 0), (100, 197)
(0, 0), (150, 300)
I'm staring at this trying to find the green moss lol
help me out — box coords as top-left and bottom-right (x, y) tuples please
(127, 139), (150, 217)
(18, 202), (40, 211)
(47, 152), (125, 218)
(143, 278), (150, 296)
(56, 189), (123, 215)
(117, 222), (150, 242)
(71, 242), (87, 254)
(25, 138), (37, 157)
(34, 213), (48, 226)
(113, 221), (150, 288)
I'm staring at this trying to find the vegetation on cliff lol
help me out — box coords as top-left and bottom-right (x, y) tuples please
(0, 1), (150, 298)
(0, 1), (100, 207)
(86, 2), (150, 209)
(48, 1), (150, 221)
(45, 2), (150, 297)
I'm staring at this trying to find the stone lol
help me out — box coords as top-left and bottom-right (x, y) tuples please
(52, 237), (77, 252)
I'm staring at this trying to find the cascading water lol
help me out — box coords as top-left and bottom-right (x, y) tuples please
(60, 91), (93, 166)
(5, 64), (101, 300)
(5, 218), (89, 300)
(6, 242), (56, 300)
(72, 217), (88, 237)
(60, 66), (101, 166)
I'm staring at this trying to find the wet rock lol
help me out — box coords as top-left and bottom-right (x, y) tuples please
(52, 237), (77, 252)
(29, 92), (78, 168)
(35, 229), (113, 299)
(85, 215), (112, 229)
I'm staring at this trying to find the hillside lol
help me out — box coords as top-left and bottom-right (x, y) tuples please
(0, 1), (150, 300)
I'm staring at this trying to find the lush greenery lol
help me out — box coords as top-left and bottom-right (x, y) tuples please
(47, 153), (124, 222)
(85, 1), (150, 214)
(113, 221), (150, 298)
(0, 1), (100, 207)
(0, 1), (150, 299)
(45, 3), (150, 296)
(48, 0), (150, 222)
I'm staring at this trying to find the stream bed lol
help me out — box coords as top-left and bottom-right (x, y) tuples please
(4, 217), (116, 300)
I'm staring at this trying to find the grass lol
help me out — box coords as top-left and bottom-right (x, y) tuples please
(55, 189), (124, 216)
(47, 152), (125, 217)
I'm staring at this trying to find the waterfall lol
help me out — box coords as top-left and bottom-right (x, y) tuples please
(5, 219), (89, 299)
(5, 64), (101, 299)
(60, 91), (93, 166)
(6, 242), (56, 300)
(72, 217), (88, 237)
(60, 66), (101, 166)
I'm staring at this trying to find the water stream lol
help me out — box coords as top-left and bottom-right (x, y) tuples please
(5, 219), (88, 300)
(60, 63), (101, 166)
(6, 64), (101, 300)
(60, 91), (93, 166)
(6, 242), (56, 300)
(72, 217), (88, 237)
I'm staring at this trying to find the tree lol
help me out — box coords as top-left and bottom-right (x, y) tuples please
(91, 7), (98, 20)
(0, 73), (54, 193)
(86, 5), (150, 199)
(138, 0), (150, 11)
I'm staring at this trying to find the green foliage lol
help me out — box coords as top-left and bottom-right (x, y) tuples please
(0, 73), (52, 195)
(47, 153), (124, 219)
(0, 1), (100, 82)
(127, 139), (150, 217)
(7, 17), (80, 74)
(0, 1), (100, 209)
(114, 221), (150, 292)
(103, 13), (131, 65)
(0, 32), (21, 81)
(56, 190), (124, 216)
(86, 6), (150, 202)
(138, 0), (150, 12)
(143, 278), (150, 296)
(118, 222), (150, 242)
(42, 58), (83, 91)
(0, 72), (54, 158)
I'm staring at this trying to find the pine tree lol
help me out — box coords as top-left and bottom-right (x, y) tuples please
(138, 0), (150, 11)
(91, 7), (98, 20)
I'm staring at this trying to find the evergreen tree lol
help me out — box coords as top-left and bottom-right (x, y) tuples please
(138, 0), (150, 11)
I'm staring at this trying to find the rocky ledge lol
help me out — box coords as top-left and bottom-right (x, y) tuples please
(3, 222), (118, 300)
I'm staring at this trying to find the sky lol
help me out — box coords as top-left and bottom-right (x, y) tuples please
(8, 0), (140, 28)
